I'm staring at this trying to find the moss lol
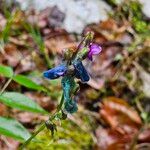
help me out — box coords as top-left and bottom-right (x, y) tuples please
(27, 119), (94, 150)
(111, 0), (149, 33)
(85, 89), (99, 100)
(128, 0), (149, 33)
(132, 17), (148, 33)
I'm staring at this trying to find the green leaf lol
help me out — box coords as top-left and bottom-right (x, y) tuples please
(0, 92), (48, 114)
(0, 117), (31, 141)
(13, 74), (44, 91)
(0, 65), (13, 78)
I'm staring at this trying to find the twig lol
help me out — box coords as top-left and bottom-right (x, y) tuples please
(129, 127), (143, 150)
(0, 78), (13, 95)
(112, 47), (150, 81)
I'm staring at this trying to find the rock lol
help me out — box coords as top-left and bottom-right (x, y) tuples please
(15, 0), (111, 33)
(139, 0), (150, 18)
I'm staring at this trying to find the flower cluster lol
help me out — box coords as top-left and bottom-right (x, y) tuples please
(43, 31), (102, 113)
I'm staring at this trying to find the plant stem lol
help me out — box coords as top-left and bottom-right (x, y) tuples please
(19, 93), (64, 149)
(19, 123), (46, 150)
(0, 78), (12, 95)
(57, 92), (64, 112)
(129, 126), (144, 150)
(43, 48), (52, 68)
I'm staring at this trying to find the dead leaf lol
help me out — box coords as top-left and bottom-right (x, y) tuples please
(15, 52), (36, 74)
(0, 44), (22, 67)
(0, 13), (6, 30)
(25, 92), (55, 112)
(95, 127), (132, 150)
(100, 97), (142, 134)
(45, 35), (76, 55)
(138, 128), (150, 143)
(0, 103), (7, 116)
(96, 96), (145, 150)
(99, 19), (118, 31)
(15, 111), (48, 124)
(0, 136), (19, 150)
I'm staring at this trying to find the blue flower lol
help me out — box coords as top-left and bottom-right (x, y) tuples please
(43, 64), (67, 79)
(73, 60), (90, 82)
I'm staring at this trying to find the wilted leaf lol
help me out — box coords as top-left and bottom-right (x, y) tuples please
(100, 97), (142, 133)
(96, 97), (143, 150)
(0, 13), (6, 30)
(45, 35), (76, 54)
(0, 136), (19, 150)
(95, 127), (132, 150)
(25, 92), (55, 112)
(0, 44), (22, 67)
(0, 103), (7, 115)
(138, 127), (150, 142)
(15, 54), (36, 74)
(0, 117), (31, 141)
(0, 92), (48, 114)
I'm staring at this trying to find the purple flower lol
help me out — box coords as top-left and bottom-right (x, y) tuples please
(43, 64), (67, 79)
(88, 43), (102, 61)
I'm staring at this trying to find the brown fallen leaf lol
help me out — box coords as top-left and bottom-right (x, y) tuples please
(0, 13), (6, 30)
(0, 136), (19, 150)
(14, 111), (48, 125)
(0, 44), (22, 67)
(95, 127), (132, 150)
(95, 97), (143, 150)
(100, 97), (142, 134)
(45, 35), (76, 55)
(95, 126), (150, 150)
(15, 52), (36, 74)
(24, 92), (55, 112)
(0, 103), (7, 116)
(138, 128), (150, 143)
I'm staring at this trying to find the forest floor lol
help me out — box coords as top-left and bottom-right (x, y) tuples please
(0, 0), (150, 150)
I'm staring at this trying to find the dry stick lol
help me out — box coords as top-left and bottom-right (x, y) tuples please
(129, 127), (144, 150)
(19, 93), (64, 150)
(129, 91), (148, 150)
(136, 143), (150, 149)
(112, 47), (150, 81)
(0, 78), (13, 95)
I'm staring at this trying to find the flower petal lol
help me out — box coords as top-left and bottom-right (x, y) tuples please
(88, 43), (102, 60)
(43, 64), (67, 79)
(73, 60), (90, 82)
